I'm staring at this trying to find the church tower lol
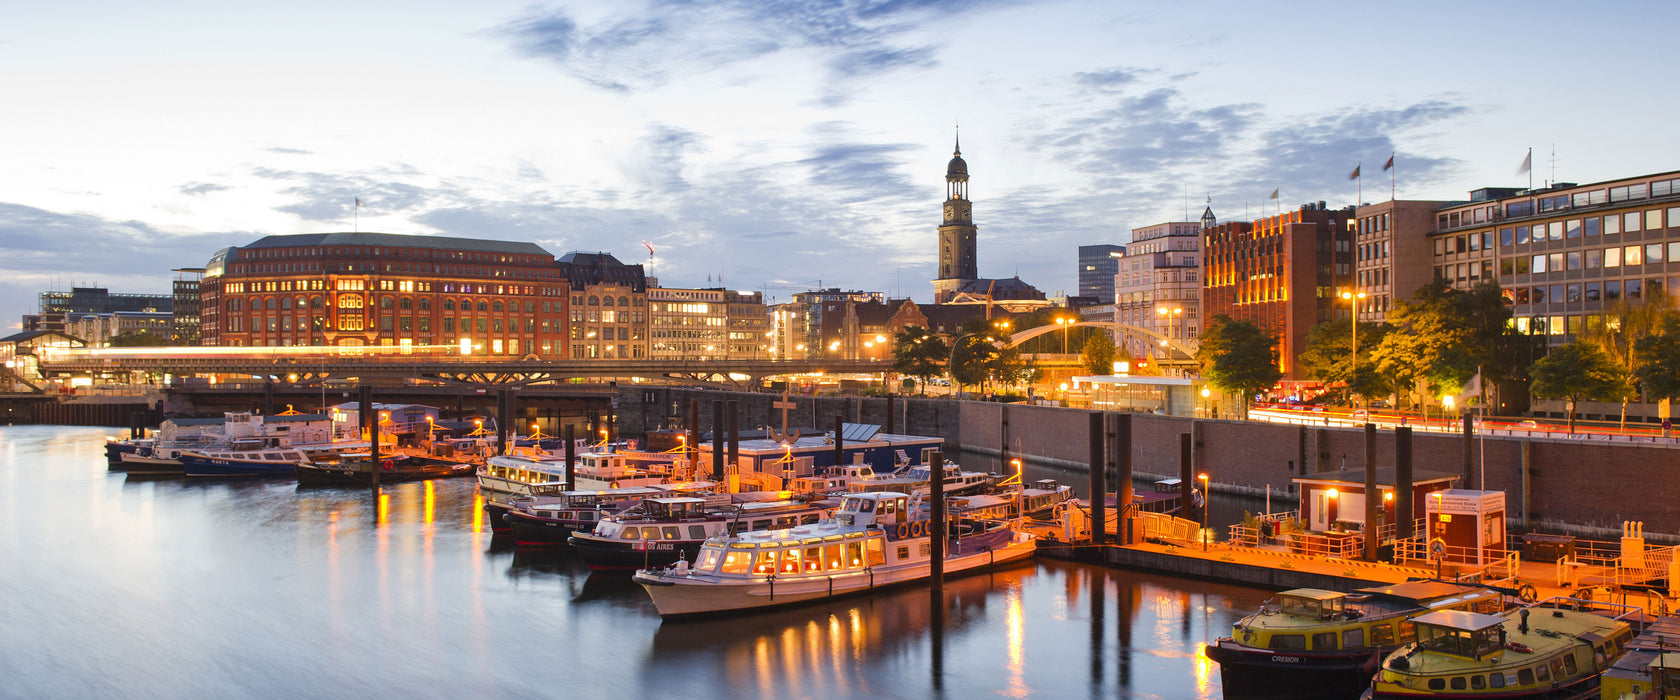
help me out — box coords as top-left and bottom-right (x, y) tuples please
(933, 134), (978, 304)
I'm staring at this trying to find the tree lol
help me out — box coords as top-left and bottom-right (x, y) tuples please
(1080, 333), (1115, 375)
(1369, 280), (1527, 412)
(989, 345), (1038, 391)
(1580, 290), (1672, 428)
(891, 325), (947, 395)
(1634, 314), (1680, 403)
(1529, 341), (1623, 434)
(948, 319), (1003, 396)
(1195, 315), (1281, 419)
(1297, 319), (1392, 405)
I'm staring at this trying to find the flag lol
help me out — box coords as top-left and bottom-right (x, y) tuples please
(1517, 149), (1532, 175)
(1383, 155), (1394, 172)
(1457, 371), (1483, 404)
(1268, 188), (1279, 200)
(1349, 164), (1361, 180)
(355, 197), (362, 207)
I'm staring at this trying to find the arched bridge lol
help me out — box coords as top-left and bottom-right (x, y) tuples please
(1005, 321), (1198, 370)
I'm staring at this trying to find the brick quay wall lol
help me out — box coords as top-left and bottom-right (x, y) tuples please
(619, 389), (1680, 536)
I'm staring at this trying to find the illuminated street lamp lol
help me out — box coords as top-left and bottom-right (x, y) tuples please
(1340, 290), (1367, 405)
(1055, 317), (1070, 354)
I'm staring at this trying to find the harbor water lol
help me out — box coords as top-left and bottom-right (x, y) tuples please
(0, 426), (1280, 699)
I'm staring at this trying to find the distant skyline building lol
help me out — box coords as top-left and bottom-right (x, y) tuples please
(555, 251), (647, 359)
(172, 268), (205, 345)
(1077, 244), (1126, 302)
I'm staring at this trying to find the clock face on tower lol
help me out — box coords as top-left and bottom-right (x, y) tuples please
(944, 204), (955, 221)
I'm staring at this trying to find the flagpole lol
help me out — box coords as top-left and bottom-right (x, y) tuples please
(1477, 365), (1485, 492)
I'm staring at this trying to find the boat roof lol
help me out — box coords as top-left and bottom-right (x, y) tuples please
(1410, 609), (1505, 632)
(843, 491), (910, 501)
(1280, 588), (1345, 602)
(648, 497), (707, 505)
(1356, 581), (1492, 603)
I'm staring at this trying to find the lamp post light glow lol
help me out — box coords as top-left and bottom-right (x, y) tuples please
(1339, 290), (1367, 404)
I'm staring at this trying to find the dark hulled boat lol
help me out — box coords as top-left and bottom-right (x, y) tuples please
(296, 454), (474, 485)
(569, 496), (838, 571)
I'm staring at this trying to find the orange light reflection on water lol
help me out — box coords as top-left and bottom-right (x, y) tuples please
(1004, 584), (1028, 698)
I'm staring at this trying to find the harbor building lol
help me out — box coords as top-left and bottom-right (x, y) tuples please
(1202, 203), (1354, 382)
(648, 287), (768, 360)
(198, 232), (569, 355)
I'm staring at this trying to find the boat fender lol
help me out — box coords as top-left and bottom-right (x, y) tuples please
(896, 523), (909, 539)
(1506, 642), (1533, 653)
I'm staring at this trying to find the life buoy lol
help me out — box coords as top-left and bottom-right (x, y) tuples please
(380, 459), (394, 470)
(1506, 642), (1533, 653)
(896, 523), (909, 539)
(909, 521), (923, 538)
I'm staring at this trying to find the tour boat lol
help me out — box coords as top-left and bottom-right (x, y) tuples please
(631, 491), (1038, 619)
(104, 438), (153, 467)
(569, 495), (838, 571)
(942, 479), (1076, 521)
(1365, 602), (1636, 698)
(1206, 581), (1508, 700)
(179, 447), (312, 477)
(848, 461), (994, 497)
(295, 453), (474, 485)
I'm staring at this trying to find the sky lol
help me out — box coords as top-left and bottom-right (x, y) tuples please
(5, 0), (1679, 331)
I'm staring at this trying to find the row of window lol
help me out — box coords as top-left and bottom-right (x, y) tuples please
(1498, 208), (1678, 246)
(1510, 277), (1675, 306)
(1510, 242), (1679, 274)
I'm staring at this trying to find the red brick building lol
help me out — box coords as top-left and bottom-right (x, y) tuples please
(1202, 203), (1353, 381)
(199, 232), (569, 355)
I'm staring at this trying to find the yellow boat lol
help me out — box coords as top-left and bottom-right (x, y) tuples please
(1209, 582), (1506, 700)
(1369, 604), (1636, 698)
(1600, 611), (1680, 699)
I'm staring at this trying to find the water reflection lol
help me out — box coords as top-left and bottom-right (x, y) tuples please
(2, 426), (1276, 699)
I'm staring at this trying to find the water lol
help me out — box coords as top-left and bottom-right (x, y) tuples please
(0, 426), (1276, 699)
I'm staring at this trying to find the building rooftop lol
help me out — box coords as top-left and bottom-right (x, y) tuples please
(241, 232), (552, 257)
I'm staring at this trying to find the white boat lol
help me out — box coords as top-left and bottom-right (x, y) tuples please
(479, 450), (673, 530)
(945, 479), (1076, 520)
(847, 461), (994, 497)
(631, 491), (1037, 619)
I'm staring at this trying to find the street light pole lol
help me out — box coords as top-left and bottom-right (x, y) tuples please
(1197, 472), (1210, 551)
(1340, 291), (1366, 405)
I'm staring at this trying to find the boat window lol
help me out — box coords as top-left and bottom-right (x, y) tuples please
(688, 525), (707, 539)
(1469, 674), (1485, 690)
(866, 539), (885, 566)
(1563, 655), (1577, 675)
(780, 548), (801, 573)
(1535, 663), (1550, 682)
(1550, 658), (1565, 678)
(753, 550), (777, 574)
(1268, 635), (1305, 650)
(1371, 624), (1395, 646)
(1312, 632), (1337, 650)
(641, 526), (662, 540)
(1398, 623), (1416, 645)
(621, 527), (640, 540)
(1449, 677), (1466, 690)
(801, 514), (820, 525)
(1341, 628), (1364, 649)
(1427, 679), (1445, 690)
(846, 542), (864, 568)
(804, 547), (822, 571)
(1488, 672), (1505, 688)
(825, 544), (843, 570)
(662, 526), (680, 540)
(919, 542), (931, 558)
(751, 520), (770, 531)
(1517, 668), (1534, 685)
(697, 548), (721, 572)
(721, 550), (751, 574)
(582, 512), (596, 521)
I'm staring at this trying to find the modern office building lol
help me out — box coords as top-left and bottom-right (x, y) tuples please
(1077, 244), (1126, 302)
(198, 232), (569, 355)
(647, 287), (768, 360)
(172, 268), (205, 345)
(1349, 199), (1453, 323)
(793, 289), (883, 358)
(1202, 203), (1354, 381)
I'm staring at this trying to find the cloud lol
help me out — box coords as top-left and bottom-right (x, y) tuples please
(179, 182), (229, 196)
(253, 168), (446, 223)
(796, 127), (921, 204)
(266, 147), (312, 155)
(498, 0), (1005, 92)
(1074, 67), (1147, 90)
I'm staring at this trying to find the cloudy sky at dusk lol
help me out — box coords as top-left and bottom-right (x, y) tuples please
(5, 0), (1678, 330)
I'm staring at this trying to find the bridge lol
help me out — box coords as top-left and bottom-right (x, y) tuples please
(35, 353), (892, 389)
(1005, 321), (1199, 373)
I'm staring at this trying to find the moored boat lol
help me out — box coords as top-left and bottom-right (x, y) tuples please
(631, 490), (1037, 619)
(1207, 581), (1507, 700)
(1366, 601), (1637, 699)
(569, 495), (837, 571)
(180, 447), (311, 477)
(295, 454), (474, 485)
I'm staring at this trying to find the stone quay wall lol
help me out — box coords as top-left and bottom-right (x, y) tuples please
(614, 389), (1680, 536)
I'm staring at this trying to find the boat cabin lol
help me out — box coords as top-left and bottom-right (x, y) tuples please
(698, 530), (883, 576)
(835, 492), (912, 528)
(1277, 589), (1347, 620)
(1408, 610), (1506, 660)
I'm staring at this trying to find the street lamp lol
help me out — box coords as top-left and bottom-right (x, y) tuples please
(1197, 472), (1210, 551)
(1055, 317), (1070, 354)
(1340, 290), (1367, 405)
(1157, 306), (1184, 375)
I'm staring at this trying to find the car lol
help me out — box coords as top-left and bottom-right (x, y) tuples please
(1351, 410), (1370, 421)
(1517, 419), (1540, 429)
